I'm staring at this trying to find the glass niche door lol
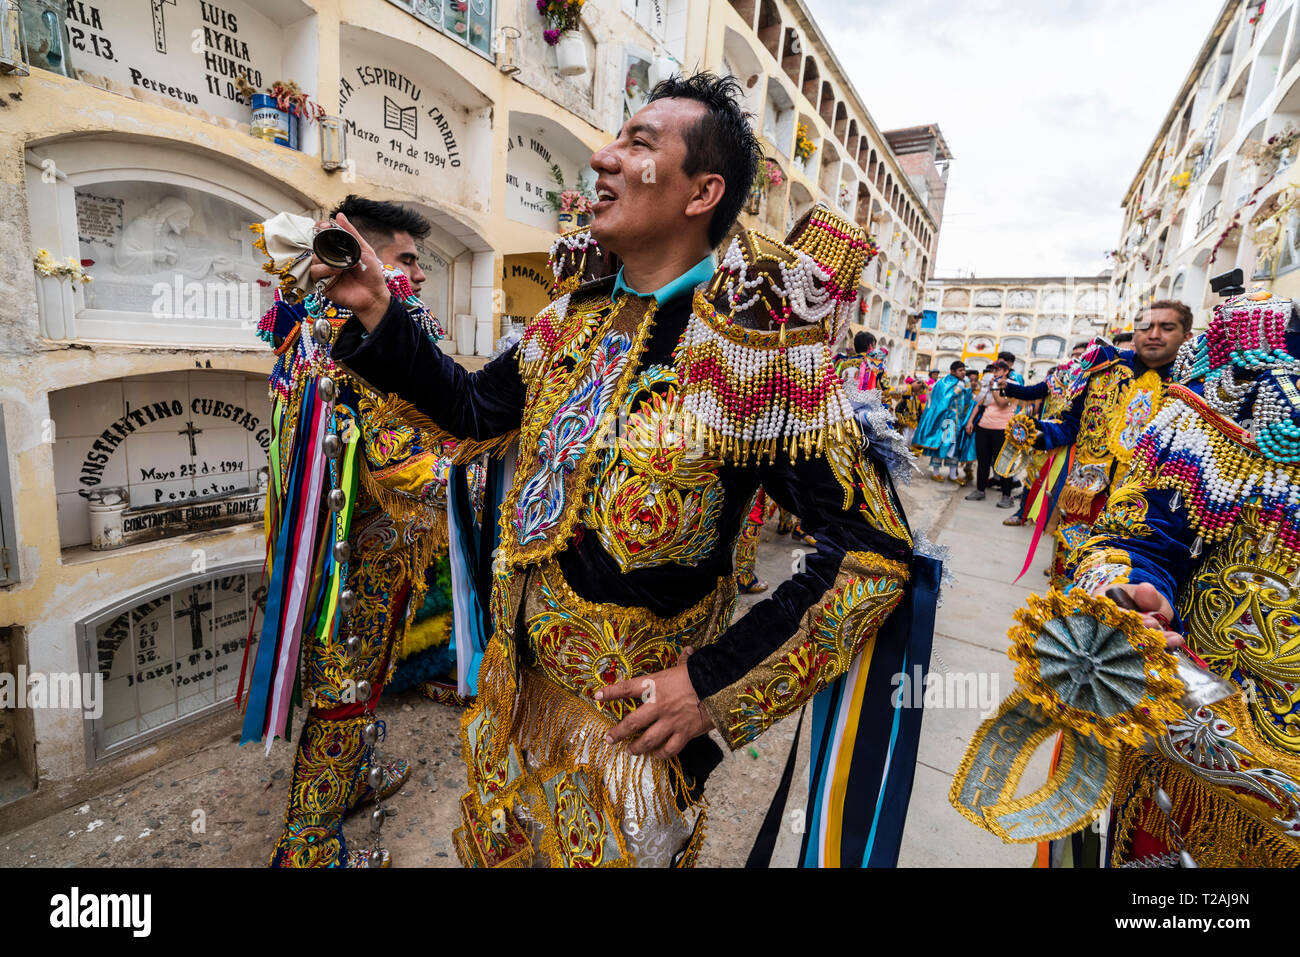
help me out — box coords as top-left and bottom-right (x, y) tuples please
(80, 563), (264, 762)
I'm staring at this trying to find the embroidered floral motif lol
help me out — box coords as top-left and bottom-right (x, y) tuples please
(525, 561), (733, 719)
(515, 329), (635, 545)
(541, 770), (627, 867)
(592, 366), (723, 571)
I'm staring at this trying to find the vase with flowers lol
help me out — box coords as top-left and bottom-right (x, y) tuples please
(545, 169), (596, 231)
(794, 122), (817, 175)
(538, 0), (587, 76)
(236, 77), (325, 151)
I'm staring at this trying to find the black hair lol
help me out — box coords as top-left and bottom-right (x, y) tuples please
(854, 331), (876, 353)
(1071, 341), (1090, 352)
(997, 350), (1016, 364)
(949, 360), (965, 373)
(1115, 331), (1135, 344)
(331, 195), (431, 249)
(648, 72), (762, 247)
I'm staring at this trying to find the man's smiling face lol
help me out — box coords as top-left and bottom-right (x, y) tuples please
(587, 97), (709, 259)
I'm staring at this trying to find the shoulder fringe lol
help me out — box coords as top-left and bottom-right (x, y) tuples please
(378, 396), (518, 465)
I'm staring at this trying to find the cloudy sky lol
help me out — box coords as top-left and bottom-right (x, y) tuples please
(803, 0), (1226, 278)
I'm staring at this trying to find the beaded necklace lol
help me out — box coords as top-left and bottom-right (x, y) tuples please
(676, 205), (874, 464)
(1174, 293), (1300, 464)
(1128, 389), (1300, 570)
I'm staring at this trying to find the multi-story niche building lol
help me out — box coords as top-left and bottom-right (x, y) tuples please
(1112, 0), (1300, 330)
(922, 276), (1113, 381)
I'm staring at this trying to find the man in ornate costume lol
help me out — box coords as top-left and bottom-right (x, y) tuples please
(240, 199), (458, 868)
(1070, 281), (1300, 866)
(321, 74), (937, 868)
(912, 360), (974, 484)
(997, 301), (1192, 586)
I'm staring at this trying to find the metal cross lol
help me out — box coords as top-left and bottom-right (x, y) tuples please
(177, 420), (203, 457)
(174, 587), (213, 651)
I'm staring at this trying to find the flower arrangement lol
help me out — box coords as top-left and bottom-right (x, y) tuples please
(838, 183), (852, 209)
(234, 76), (325, 122)
(34, 249), (92, 284)
(764, 158), (784, 188)
(1244, 126), (1300, 167)
(751, 158), (784, 201)
(538, 0), (584, 45)
(543, 168), (595, 214)
(554, 189), (593, 214)
(794, 122), (816, 163)
(444, 0), (477, 38)
(1168, 170), (1191, 193)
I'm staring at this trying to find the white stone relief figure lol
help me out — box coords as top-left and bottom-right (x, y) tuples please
(114, 197), (237, 279)
(1283, 205), (1300, 273)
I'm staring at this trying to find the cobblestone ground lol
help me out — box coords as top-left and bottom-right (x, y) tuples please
(0, 472), (1046, 868)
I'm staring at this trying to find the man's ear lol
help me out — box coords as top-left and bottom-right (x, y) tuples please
(685, 172), (727, 221)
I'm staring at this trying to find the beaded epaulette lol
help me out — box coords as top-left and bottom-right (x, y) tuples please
(1173, 291), (1300, 464)
(1128, 386), (1300, 566)
(676, 205), (878, 464)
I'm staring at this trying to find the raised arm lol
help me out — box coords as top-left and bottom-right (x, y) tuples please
(331, 302), (526, 442)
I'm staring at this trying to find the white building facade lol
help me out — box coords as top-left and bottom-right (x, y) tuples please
(1112, 0), (1300, 330)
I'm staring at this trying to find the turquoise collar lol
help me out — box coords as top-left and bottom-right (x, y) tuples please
(612, 254), (715, 306)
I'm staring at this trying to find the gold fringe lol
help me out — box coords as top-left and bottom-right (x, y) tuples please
(355, 463), (450, 540)
(400, 609), (454, 660)
(508, 668), (704, 828)
(1112, 750), (1300, 867)
(463, 633), (702, 833)
(1057, 482), (1098, 518)
(376, 396), (518, 465)
(691, 417), (861, 467)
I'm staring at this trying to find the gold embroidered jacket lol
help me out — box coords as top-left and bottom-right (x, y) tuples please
(331, 269), (913, 752)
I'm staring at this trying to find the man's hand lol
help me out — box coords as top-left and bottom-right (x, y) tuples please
(308, 212), (391, 332)
(964, 421), (974, 435)
(1093, 581), (1183, 649)
(597, 651), (714, 759)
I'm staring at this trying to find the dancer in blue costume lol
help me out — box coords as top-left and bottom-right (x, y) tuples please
(912, 360), (975, 484)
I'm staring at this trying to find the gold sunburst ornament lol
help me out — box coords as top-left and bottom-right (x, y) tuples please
(1009, 589), (1185, 748)
(950, 588), (1186, 842)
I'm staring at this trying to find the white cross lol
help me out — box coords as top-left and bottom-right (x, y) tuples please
(152, 0), (176, 54)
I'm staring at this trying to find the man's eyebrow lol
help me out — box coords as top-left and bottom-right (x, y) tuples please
(626, 121), (660, 140)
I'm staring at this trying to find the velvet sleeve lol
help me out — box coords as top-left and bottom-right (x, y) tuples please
(685, 445), (912, 748)
(331, 301), (526, 442)
(1070, 476), (1195, 629)
(1004, 379), (1049, 401)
